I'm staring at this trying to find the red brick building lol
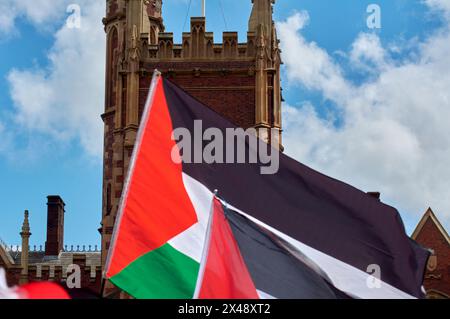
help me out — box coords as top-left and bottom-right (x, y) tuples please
(0, 196), (101, 295)
(412, 208), (450, 298)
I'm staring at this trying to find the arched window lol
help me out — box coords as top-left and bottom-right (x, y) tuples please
(106, 27), (119, 109)
(106, 183), (112, 215)
(150, 26), (157, 45)
(183, 40), (190, 58)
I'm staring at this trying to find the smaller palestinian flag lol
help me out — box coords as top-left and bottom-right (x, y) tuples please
(195, 198), (259, 299)
(195, 197), (348, 299)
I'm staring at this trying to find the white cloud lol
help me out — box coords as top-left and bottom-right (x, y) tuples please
(425, 0), (450, 20)
(6, 1), (106, 158)
(278, 8), (450, 230)
(278, 12), (352, 105)
(350, 33), (387, 72)
(0, 0), (67, 36)
(0, 4), (16, 35)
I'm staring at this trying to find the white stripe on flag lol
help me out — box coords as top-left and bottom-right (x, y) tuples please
(257, 290), (277, 299)
(167, 174), (214, 263)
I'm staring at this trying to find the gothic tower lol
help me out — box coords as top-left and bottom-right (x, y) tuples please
(100, 0), (282, 274)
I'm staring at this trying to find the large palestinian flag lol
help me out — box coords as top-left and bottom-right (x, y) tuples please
(104, 71), (429, 299)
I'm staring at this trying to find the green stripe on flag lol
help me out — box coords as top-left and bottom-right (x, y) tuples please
(110, 243), (200, 299)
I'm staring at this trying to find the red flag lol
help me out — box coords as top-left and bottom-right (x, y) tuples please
(196, 198), (259, 299)
(17, 282), (70, 299)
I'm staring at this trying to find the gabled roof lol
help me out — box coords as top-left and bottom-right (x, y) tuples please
(411, 208), (450, 246)
(8, 251), (46, 265)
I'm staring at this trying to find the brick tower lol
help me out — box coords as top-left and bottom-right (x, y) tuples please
(100, 0), (282, 270)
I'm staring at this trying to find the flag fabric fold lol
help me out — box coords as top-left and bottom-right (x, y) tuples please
(105, 71), (429, 299)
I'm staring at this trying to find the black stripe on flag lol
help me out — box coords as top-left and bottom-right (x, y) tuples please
(222, 204), (350, 299)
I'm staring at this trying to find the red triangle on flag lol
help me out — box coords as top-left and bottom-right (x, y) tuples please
(196, 198), (259, 299)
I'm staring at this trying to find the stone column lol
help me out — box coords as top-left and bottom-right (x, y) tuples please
(19, 210), (31, 285)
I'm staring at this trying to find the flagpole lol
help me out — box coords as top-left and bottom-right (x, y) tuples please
(100, 278), (106, 298)
(202, 0), (205, 17)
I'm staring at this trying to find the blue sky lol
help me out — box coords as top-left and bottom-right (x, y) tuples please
(0, 0), (449, 248)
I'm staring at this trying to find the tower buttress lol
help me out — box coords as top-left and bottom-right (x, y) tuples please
(123, 0), (165, 137)
(249, 0), (281, 147)
(146, 0), (164, 45)
(249, 0), (275, 40)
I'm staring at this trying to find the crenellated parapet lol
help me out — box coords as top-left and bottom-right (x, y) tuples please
(143, 18), (257, 61)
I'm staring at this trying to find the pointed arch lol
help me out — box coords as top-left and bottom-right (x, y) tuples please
(150, 26), (157, 45)
(183, 40), (190, 58)
(106, 26), (119, 110)
(206, 40), (213, 57)
(106, 183), (112, 215)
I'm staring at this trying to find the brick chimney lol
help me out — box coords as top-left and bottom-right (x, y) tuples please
(45, 196), (65, 256)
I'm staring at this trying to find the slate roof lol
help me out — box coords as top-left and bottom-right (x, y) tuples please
(9, 251), (47, 265)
